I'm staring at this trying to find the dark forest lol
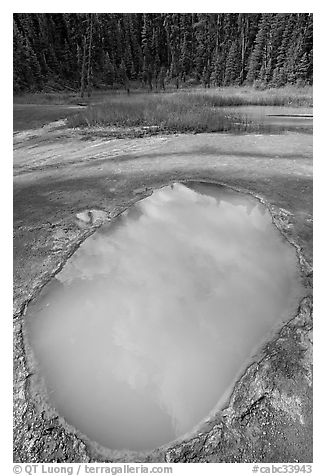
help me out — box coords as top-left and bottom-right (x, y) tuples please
(13, 13), (313, 94)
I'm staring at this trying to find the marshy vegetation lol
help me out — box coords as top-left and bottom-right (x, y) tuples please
(66, 87), (313, 134)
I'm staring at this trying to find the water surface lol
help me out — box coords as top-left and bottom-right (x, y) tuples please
(224, 105), (312, 133)
(26, 183), (304, 451)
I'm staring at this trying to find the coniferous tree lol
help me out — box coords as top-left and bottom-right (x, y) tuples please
(179, 15), (192, 82)
(224, 40), (241, 85)
(158, 66), (166, 90)
(296, 52), (310, 84)
(129, 14), (143, 78)
(141, 14), (153, 89)
(210, 50), (223, 86)
(103, 53), (115, 85)
(164, 14), (182, 89)
(194, 14), (208, 80)
(246, 14), (271, 84)
(119, 59), (130, 94)
(13, 13), (313, 93)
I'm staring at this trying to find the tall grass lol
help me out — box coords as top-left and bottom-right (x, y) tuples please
(68, 96), (246, 132)
(67, 89), (312, 134)
(14, 85), (313, 107)
(178, 86), (312, 107)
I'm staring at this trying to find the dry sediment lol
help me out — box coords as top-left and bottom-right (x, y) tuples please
(13, 128), (313, 463)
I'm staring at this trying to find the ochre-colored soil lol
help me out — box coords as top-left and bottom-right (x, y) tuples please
(13, 122), (313, 463)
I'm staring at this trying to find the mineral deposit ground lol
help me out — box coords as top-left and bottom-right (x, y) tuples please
(13, 120), (313, 463)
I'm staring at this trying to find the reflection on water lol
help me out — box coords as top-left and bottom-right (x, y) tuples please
(26, 183), (304, 451)
(223, 106), (313, 133)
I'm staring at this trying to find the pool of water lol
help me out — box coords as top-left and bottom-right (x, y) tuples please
(25, 182), (304, 451)
(225, 106), (313, 133)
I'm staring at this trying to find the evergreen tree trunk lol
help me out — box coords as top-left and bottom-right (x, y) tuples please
(80, 35), (87, 98)
(86, 14), (93, 98)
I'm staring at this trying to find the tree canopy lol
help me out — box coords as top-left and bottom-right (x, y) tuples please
(13, 13), (313, 93)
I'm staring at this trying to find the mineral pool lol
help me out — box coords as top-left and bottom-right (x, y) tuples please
(25, 182), (304, 451)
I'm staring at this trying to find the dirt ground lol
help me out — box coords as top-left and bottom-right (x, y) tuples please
(13, 121), (313, 463)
